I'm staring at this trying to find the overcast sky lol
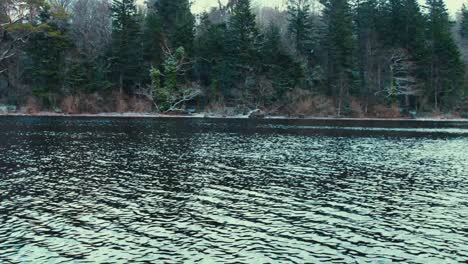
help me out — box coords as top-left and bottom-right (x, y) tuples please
(191, 0), (467, 17)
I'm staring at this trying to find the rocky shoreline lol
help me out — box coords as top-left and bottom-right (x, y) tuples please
(0, 111), (467, 122)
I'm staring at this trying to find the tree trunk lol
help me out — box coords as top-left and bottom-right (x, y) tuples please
(119, 72), (123, 95)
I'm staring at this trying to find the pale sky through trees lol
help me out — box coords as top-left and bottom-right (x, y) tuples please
(190, 0), (467, 17)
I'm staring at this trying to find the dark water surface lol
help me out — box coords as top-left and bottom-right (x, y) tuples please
(0, 117), (467, 263)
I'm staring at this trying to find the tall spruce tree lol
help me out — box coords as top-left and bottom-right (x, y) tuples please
(228, 0), (258, 63)
(226, 0), (259, 101)
(111, 0), (143, 94)
(287, 0), (314, 55)
(24, 5), (72, 108)
(320, 0), (356, 115)
(261, 23), (304, 103)
(426, 0), (465, 109)
(460, 4), (468, 39)
(377, 0), (426, 51)
(353, 0), (380, 110)
(143, 10), (163, 68)
(153, 0), (195, 53)
(195, 14), (239, 101)
(371, 0), (428, 109)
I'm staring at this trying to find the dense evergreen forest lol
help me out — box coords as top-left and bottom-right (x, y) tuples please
(1, 0), (468, 117)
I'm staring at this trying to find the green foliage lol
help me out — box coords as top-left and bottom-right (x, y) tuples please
(226, 0), (260, 101)
(23, 10), (72, 107)
(150, 67), (161, 91)
(378, 0), (426, 51)
(150, 47), (190, 111)
(149, 67), (170, 110)
(287, 0), (314, 55)
(66, 56), (112, 94)
(163, 56), (178, 92)
(261, 24), (304, 100)
(425, 0), (465, 109)
(111, 0), (143, 93)
(153, 0), (195, 53)
(194, 14), (230, 98)
(228, 0), (258, 63)
(143, 10), (163, 66)
(461, 4), (468, 39)
(2, 0), (467, 114)
(320, 0), (356, 97)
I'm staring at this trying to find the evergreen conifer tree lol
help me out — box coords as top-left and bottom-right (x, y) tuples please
(460, 4), (468, 39)
(320, 0), (356, 115)
(287, 0), (314, 55)
(111, 0), (143, 94)
(226, 0), (259, 101)
(426, 0), (465, 109)
(153, 0), (195, 53)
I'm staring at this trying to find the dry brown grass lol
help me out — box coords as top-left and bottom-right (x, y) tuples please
(24, 96), (41, 114)
(295, 97), (316, 116)
(283, 89), (336, 117)
(371, 103), (401, 118)
(204, 101), (226, 115)
(128, 97), (152, 113)
(349, 98), (364, 118)
(115, 94), (129, 113)
(61, 96), (79, 114)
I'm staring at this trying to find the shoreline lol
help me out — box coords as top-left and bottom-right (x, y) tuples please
(0, 112), (467, 122)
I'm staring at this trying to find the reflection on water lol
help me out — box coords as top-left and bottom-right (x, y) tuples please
(0, 117), (467, 263)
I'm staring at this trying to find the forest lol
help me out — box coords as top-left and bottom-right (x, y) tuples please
(1, 0), (468, 118)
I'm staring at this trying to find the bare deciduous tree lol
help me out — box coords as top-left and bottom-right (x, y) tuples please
(375, 49), (422, 107)
(0, 0), (38, 73)
(70, 0), (112, 59)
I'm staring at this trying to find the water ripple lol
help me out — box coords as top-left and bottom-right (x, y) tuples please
(0, 117), (467, 263)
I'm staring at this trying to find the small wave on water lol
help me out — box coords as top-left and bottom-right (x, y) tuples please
(0, 117), (467, 263)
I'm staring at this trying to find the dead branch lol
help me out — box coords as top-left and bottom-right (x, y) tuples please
(166, 88), (202, 112)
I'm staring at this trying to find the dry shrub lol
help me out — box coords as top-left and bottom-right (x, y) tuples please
(447, 112), (461, 119)
(61, 96), (79, 114)
(284, 89), (313, 116)
(349, 98), (364, 118)
(60, 94), (101, 114)
(284, 89), (335, 117)
(24, 96), (41, 114)
(371, 103), (401, 118)
(458, 101), (468, 118)
(295, 97), (316, 116)
(255, 76), (275, 105)
(430, 109), (443, 119)
(129, 97), (152, 113)
(80, 94), (100, 114)
(313, 96), (336, 117)
(59, 93), (154, 114)
(115, 94), (129, 113)
(204, 101), (226, 115)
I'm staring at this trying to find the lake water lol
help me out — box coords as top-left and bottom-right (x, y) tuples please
(0, 117), (467, 263)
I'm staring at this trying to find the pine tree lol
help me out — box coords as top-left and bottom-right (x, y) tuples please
(320, 0), (356, 115)
(426, 0), (465, 109)
(376, 0), (426, 50)
(353, 0), (379, 110)
(261, 23), (304, 101)
(194, 14), (233, 100)
(24, 4), (72, 108)
(287, 0), (313, 55)
(228, 0), (258, 64)
(226, 0), (259, 101)
(460, 4), (468, 39)
(143, 10), (163, 67)
(111, 0), (143, 94)
(357, 0), (427, 110)
(153, 0), (195, 53)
